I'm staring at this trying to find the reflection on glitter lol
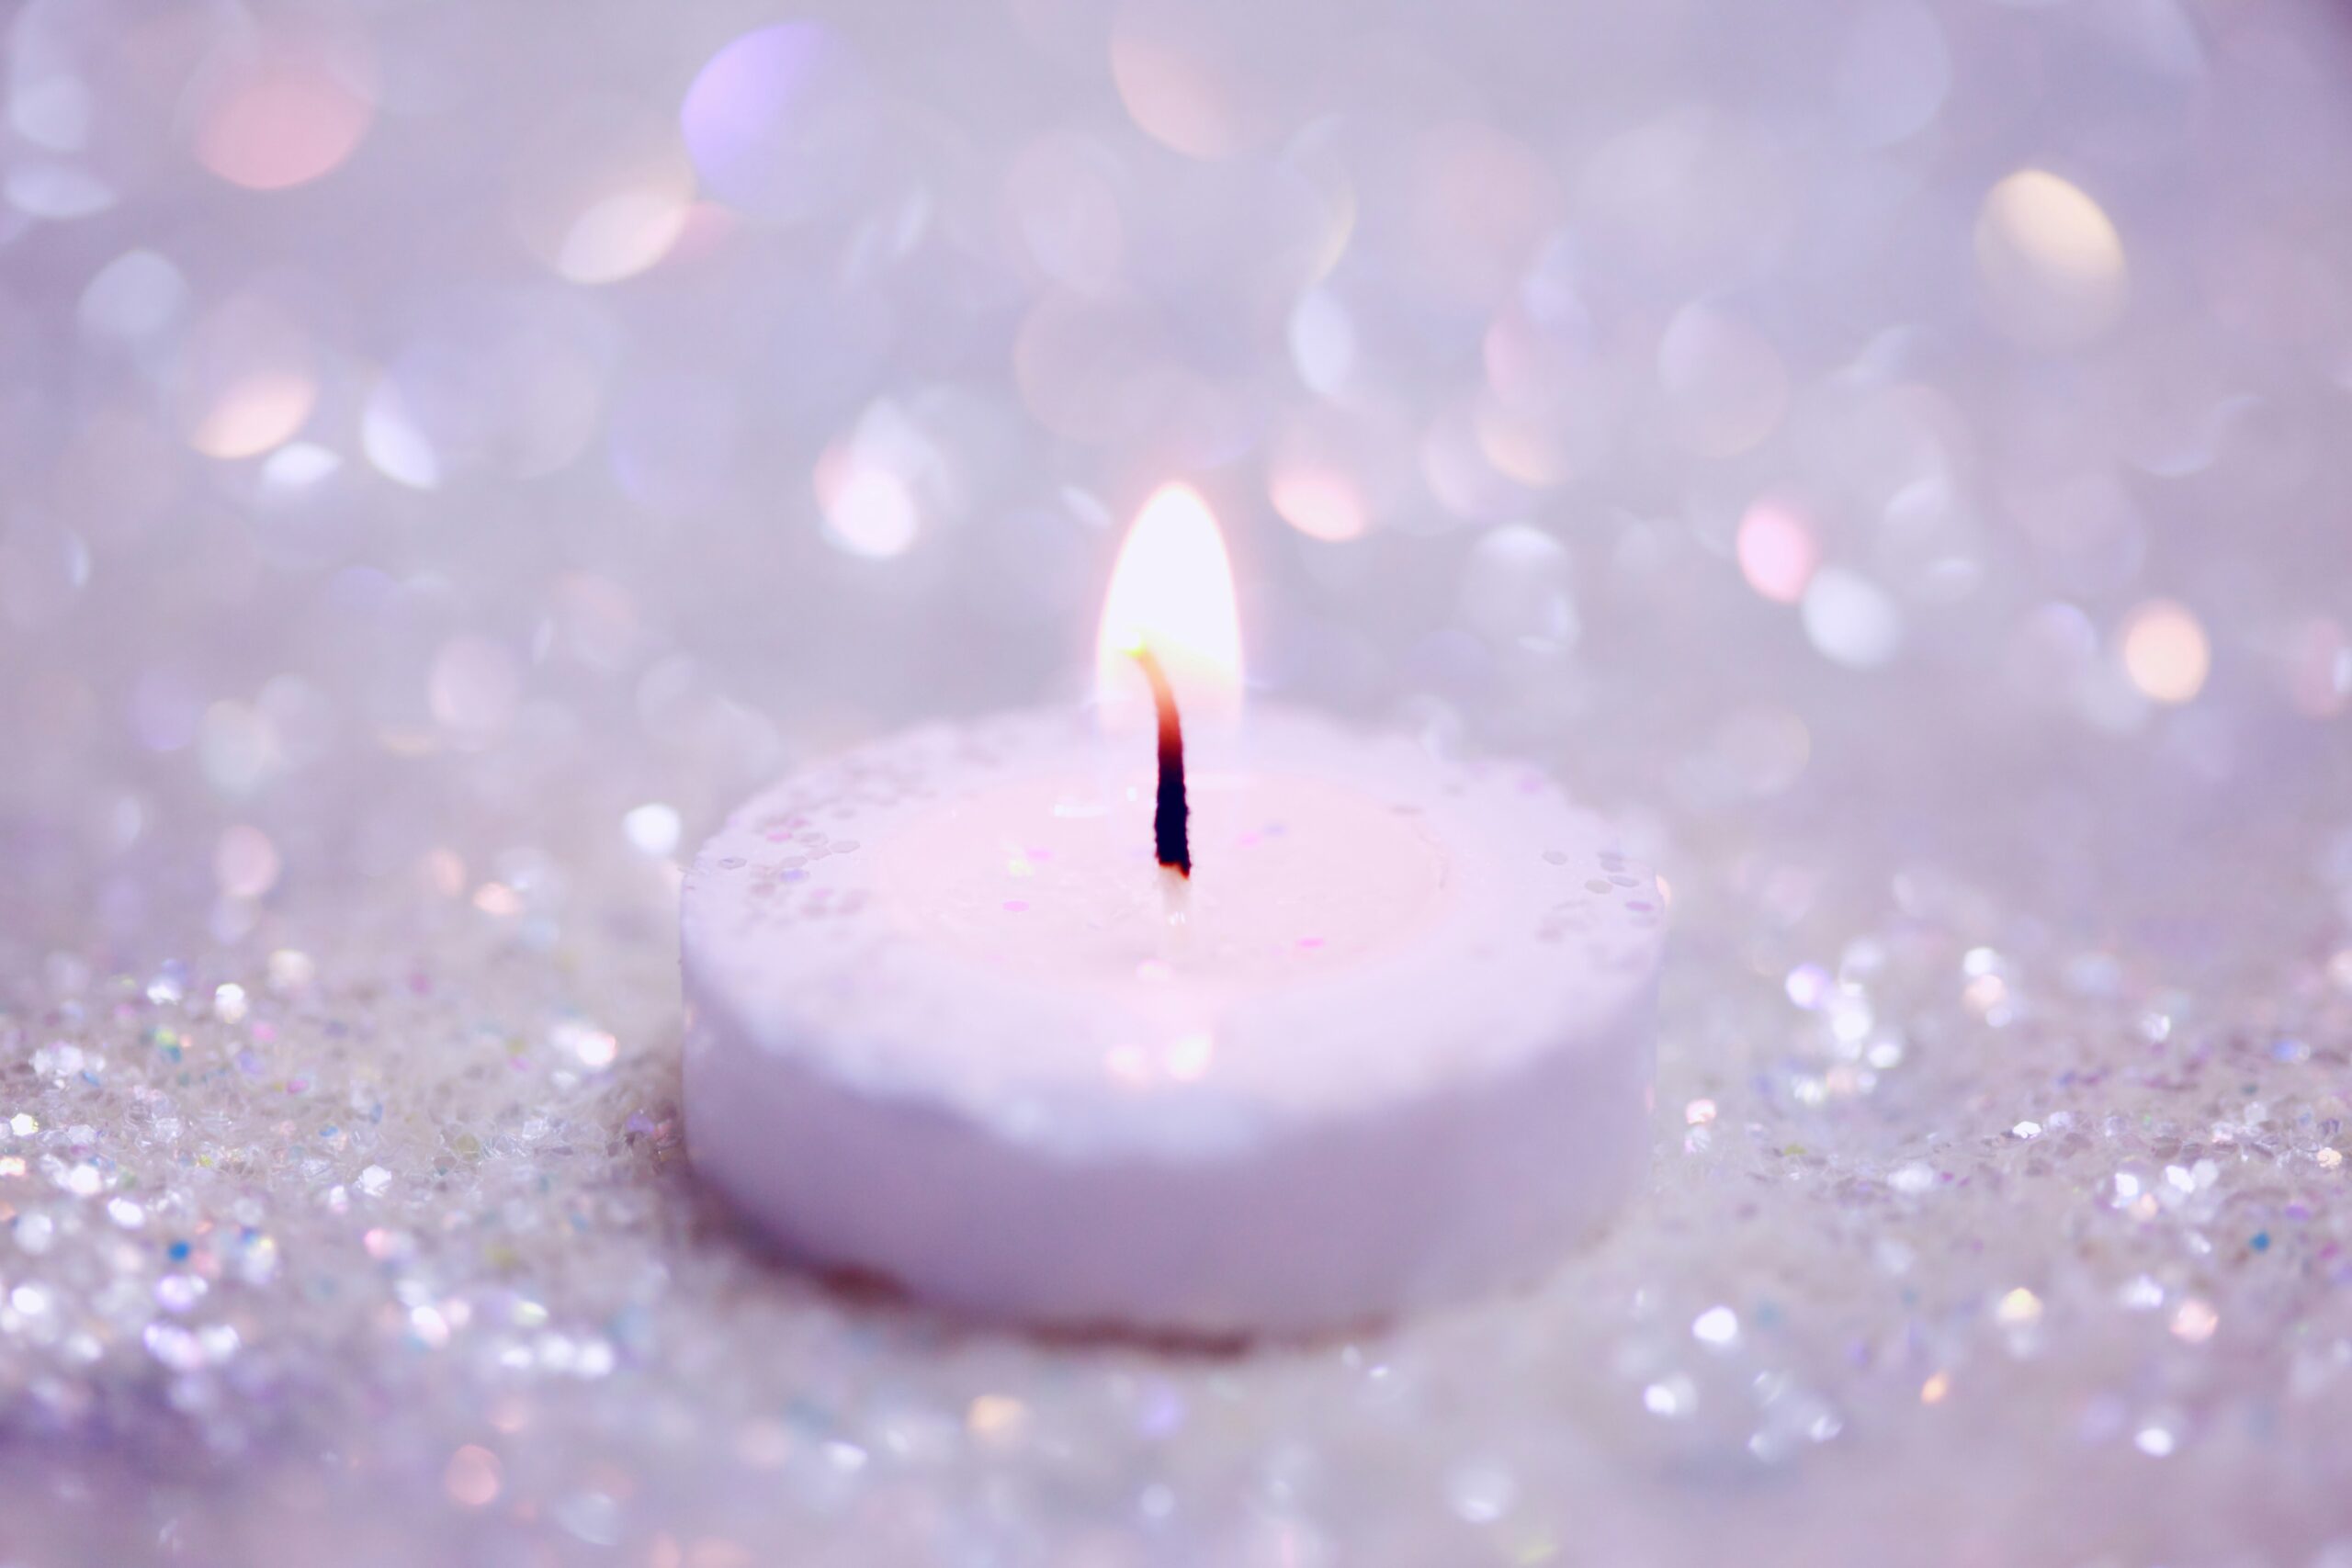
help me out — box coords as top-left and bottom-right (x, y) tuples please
(2169, 1298), (2218, 1345)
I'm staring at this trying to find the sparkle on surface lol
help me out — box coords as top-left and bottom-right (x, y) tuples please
(5, 0), (2352, 1561)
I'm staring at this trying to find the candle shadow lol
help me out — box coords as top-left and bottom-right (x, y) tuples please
(817, 1261), (1262, 1359)
(686, 1175), (1372, 1359)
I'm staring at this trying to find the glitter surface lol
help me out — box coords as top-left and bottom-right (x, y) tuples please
(6, 0), (2352, 1561)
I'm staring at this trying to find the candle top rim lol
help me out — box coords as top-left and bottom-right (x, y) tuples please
(683, 705), (1665, 1148)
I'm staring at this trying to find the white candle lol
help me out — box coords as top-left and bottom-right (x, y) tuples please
(683, 488), (1663, 1336)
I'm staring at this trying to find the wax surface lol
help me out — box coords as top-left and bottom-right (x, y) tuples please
(682, 705), (1665, 1330)
(876, 767), (1449, 989)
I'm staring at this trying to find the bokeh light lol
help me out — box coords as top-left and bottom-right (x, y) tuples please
(1004, 132), (1126, 293)
(679, 23), (871, 223)
(1287, 291), (1356, 399)
(1831, 1), (1950, 145)
(817, 463), (919, 559)
(1109, 0), (1329, 160)
(1460, 524), (1577, 657)
(1404, 123), (1559, 307)
(361, 378), (441, 490)
(814, 401), (943, 560)
(187, 34), (376, 192)
(175, 296), (318, 460)
(1975, 169), (2128, 345)
(1803, 567), (1904, 669)
(1736, 501), (1822, 604)
(213, 824), (282, 898)
(429, 635), (523, 743)
(1658, 304), (1788, 457)
(2118, 598), (2211, 705)
(512, 100), (697, 286)
(2285, 616), (2349, 718)
(79, 250), (187, 342)
(1013, 293), (1170, 446)
(1269, 462), (1367, 544)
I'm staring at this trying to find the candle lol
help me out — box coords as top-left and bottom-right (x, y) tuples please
(683, 487), (1663, 1336)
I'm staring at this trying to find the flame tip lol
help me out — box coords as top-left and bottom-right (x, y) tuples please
(1094, 481), (1244, 728)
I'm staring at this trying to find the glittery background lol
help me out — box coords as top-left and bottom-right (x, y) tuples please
(6, 0), (2352, 1562)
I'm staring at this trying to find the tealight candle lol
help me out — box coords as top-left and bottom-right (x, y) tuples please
(683, 487), (1664, 1337)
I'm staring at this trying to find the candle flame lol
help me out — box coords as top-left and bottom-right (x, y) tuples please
(1095, 483), (1243, 733)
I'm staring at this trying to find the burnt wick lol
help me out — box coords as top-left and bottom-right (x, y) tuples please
(1128, 646), (1191, 877)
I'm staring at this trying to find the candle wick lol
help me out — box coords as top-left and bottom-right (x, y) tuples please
(1128, 646), (1191, 877)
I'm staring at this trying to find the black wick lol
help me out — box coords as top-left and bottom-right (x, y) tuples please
(1128, 646), (1191, 877)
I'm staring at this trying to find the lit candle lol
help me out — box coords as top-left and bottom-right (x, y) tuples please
(682, 486), (1663, 1336)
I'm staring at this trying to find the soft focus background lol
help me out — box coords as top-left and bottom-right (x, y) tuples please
(5, 0), (2352, 1562)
